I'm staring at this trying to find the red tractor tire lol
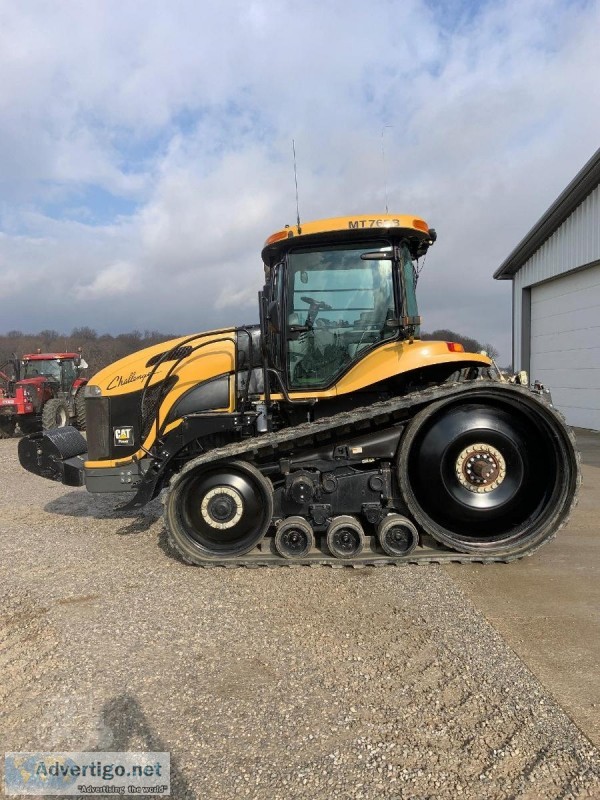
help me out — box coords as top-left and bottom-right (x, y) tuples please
(42, 398), (69, 431)
(74, 389), (86, 431)
(0, 417), (16, 438)
(18, 417), (40, 435)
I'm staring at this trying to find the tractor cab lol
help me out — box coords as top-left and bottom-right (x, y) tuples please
(260, 215), (436, 391)
(21, 353), (85, 393)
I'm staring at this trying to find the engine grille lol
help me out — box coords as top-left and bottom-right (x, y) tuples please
(85, 397), (111, 460)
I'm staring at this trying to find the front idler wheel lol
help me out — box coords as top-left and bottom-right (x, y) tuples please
(275, 516), (315, 559)
(377, 514), (418, 557)
(165, 460), (273, 564)
(397, 386), (579, 558)
(326, 515), (364, 559)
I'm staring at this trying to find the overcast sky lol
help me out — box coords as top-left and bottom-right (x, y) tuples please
(1, 0), (599, 363)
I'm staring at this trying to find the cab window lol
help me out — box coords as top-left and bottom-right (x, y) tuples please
(286, 243), (396, 388)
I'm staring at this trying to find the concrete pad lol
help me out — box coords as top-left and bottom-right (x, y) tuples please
(574, 427), (600, 466)
(446, 429), (600, 747)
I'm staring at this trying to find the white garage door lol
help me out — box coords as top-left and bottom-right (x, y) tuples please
(530, 263), (600, 430)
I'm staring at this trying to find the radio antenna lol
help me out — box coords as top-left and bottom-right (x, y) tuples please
(381, 125), (393, 214)
(292, 139), (302, 233)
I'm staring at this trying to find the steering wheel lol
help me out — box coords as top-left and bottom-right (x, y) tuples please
(301, 296), (332, 311)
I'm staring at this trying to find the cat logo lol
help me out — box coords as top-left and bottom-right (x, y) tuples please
(114, 426), (134, 446)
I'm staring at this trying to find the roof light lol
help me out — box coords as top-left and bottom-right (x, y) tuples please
(264, 230), (291, 247)
(446, 342), (464, 352)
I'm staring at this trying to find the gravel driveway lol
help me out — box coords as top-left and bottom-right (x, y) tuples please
(1, 440), (598, 799)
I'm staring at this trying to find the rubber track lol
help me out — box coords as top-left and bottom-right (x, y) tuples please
(164, 380), (581, 568)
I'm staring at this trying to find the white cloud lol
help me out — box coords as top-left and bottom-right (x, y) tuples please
(74, 260), (140, 300)
(0, 0), (598, 361)
(215, 284), (258, 312)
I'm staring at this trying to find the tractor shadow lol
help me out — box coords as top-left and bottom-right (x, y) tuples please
(44, 491), (162, 536)
(99, 692), (193, 798)
(44, 491), (189, 564)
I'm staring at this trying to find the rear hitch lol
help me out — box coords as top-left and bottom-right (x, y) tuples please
(18, 426), (87, 486)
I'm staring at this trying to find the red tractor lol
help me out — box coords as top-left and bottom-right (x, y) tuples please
(0, 352), (88, 438)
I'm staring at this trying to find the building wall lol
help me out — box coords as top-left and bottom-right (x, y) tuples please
(513, 182), (600, 369)
(529, 263), (600, 430)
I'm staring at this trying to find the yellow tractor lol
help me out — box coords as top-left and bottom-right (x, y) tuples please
(19, 214), (579, 566)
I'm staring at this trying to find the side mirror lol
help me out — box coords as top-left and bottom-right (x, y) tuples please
(73, 356), (81, 367)
(267, 301), (281, 333)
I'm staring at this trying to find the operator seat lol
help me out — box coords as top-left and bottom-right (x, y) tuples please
(287, 312), (305, 359)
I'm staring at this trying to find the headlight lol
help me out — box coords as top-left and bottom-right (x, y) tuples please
(23, 389), (33, 402)
(84, 384), (103, 398)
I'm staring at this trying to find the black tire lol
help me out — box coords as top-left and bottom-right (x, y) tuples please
(326, 515), (364, 559)
(0, 417), (16, 439)
(377, 514), (418, 557)
(275, 516), (315, 559)
(42, 398), (69, 431)
(75, 389), (86, 431)
(397, 386), (579, 558)
(165, 459), (273, 564)
(18, 417), (40, 435)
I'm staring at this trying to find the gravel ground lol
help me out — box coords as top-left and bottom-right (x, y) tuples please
(1, 439), (599, 799)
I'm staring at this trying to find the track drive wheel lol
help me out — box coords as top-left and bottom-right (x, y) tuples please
(0, 417), (16, 438)
(377, 514), (418, 557)
(42, 398), (69, 431)
(165, 460), (273, 564)
(326, 516), (365, 560)
(397, 386), (579, 559)
(275, 516), (315, 559)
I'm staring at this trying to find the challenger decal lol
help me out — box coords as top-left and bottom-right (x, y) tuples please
(107, 371), (152, 391)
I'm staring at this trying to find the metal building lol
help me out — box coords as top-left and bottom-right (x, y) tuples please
(494, 148), (600, 431)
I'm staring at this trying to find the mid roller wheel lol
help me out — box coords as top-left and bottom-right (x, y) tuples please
(275, 517), (315, 559)
(326, 516), (364, 560)
(377, 514), (418, 557)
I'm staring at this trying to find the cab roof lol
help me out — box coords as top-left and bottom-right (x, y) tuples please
(262, 214), (435, 266)
(23, 353), (80, 360)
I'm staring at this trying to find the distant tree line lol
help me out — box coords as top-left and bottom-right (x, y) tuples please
(0, 328), (175, 378)
(0, 326), (502, 379)
(421, 329), (500, 363)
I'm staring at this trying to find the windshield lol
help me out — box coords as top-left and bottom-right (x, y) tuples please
(286, 242), (398, 388)
(23, 359), (62, 381)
